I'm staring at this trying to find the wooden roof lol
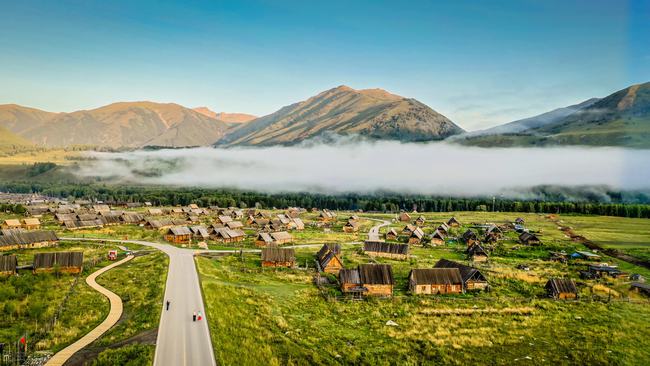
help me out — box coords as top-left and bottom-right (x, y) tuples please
(261, 247), (295, 262)
(0, 230), (58, 247)
(546, 278), (577, 294)
(270, 231), (292, 241)
(363, 241), (409, 255)
(359, 264), (394, 285)
(409, 268), (462, 285)
(168, 226), (192, 236)
(434, 258), (487, 283)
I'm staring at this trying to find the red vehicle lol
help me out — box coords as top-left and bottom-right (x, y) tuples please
(108, 250), (118, 261)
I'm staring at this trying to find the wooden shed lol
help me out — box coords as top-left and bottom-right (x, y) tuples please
(408, 268), (463, 295)
(290, 217), (305, 231)
(545, 278), (578, 299)
(0, 230), (59, 251)
(408, 227), (425, 245)
(519, 232), (541, 245)
(339, 268), (363, 294)
(165, 226), (192, 244)
(318, 210), (336, 222)
(447, 217), (461, 227)
(434, 258), (488, 291)
(461, 229), (479, 246)
(467, 243), (489, 262)
(33, 251), (84, 274)
(226, 221), (244, 230)
(190, 225), (210, 239)
(385, 228), (398, 241)
(398, 212), (411, 222)
(402, 224), (417, 235)
(212, 228), (245, 243)
(415, 215), (426, 226)
(22, 218), (41, 230)
(429, 230), (446, 246)
(261, 247), (295, 268)
(343, 220), (360, 233)
(0, 255), (17, 276)
(316, 244), (343, 274)
(363, 241), (409, 260)
(436, 223), (450, 235)
(2, 219), (22, 230)
(358, 264), (394, 297)
(270, 231), (293, 245)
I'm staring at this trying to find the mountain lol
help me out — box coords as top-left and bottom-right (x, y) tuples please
(217, 85), (464, 146)
(0, 102), (230, 148)
(193, 107), (256, 124)
(456, 82), (650, 148)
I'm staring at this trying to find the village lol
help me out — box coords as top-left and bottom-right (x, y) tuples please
(1, 193), (650, 364)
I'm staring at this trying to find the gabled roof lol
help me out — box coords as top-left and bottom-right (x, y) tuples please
(0, 230), (58, 247)
(339, 268), (361, 285)
(546, 278), (577, 294)
(3, 219), (21, 227)
(22, 218), (41, 226)
(359, 264), (394, 285)
(434, 258), (487, 283)
(430, 229), (446, 240)
(467, 243), (488, 256)
(226, 221), (244, 229)
(410, 227), (424, 239)
(257, 232), (273, 243)
(270, 231), (292, 241)
(447, 217), (460, 225)
(519, 232), (540, 243)
(168, 226), (191, 236)
(409, 268), (462, 285)
(364, 241), (409, 255)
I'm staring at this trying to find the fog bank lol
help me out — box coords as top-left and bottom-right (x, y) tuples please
(74, 141), (650, 199)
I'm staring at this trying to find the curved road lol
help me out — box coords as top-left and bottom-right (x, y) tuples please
(365, 218), (392, 241)
(61, 237), (217, 366)
(46, 254), (134, 366)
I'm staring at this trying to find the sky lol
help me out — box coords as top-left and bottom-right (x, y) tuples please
(1, 0), (648, 130)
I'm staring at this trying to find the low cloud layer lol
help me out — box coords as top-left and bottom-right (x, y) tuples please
(74, 141), (650, 199)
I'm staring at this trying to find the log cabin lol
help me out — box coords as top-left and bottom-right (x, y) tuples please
(398, 212), (411, 222)
(408, 268), (463, 295)
(467, 243), (489, 262)
(316, 244), (343, 274)
(408, 227), (425, 245)
(545, 278), (578, 299)
(519, 232), (542, 245)
(270, 231), (293, 245)
(212, 228), (245, 243)
(436, 223), (450, 235)
(2, 219), (22, 230)
(434, 258), (489, 291)
(290, 217), (305, 230)
(461, 229), (479, 246)
(429, 230), (446, 246)
(0, 230), (59, 252)
(447, 217), (461, 227)
(33, 251), (84, 274)
(318, 210), (336, 222)
(226, 221), (244, 230)
(485, 225), (503, 240)
(190, 225), (210, 240)
(402, 224), (417, 235)
(415, 215), (426, 226)
(385, 228), (398, 241)
(21, 218), (41, 230)
(216, 215), (234, 224)
(261, 247), (295, 268)
(147, 208), (163, 216)
(165, 226), (192, 244)
(363, 241), (409, 260)
(343, 220), (360, 233)
(358, 264), (394, 297)
(255, 233), (274, 247)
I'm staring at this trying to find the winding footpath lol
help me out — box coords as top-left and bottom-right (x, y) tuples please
(45, 254), (134, 366)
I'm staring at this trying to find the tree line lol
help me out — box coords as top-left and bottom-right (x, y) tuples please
(1, 181), (650, 218)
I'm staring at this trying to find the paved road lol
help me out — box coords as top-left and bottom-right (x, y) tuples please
(46, 255), (134, 366)
(61, 237), (216, 366)
(365, 218), (392, 241)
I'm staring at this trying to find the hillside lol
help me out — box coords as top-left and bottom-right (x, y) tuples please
(456, 82), (650, 148)
(193, 107), (256, 124)
(0, 125), (34, 154)
(0, 102), (230, 148)
(217, 86), (464, 146)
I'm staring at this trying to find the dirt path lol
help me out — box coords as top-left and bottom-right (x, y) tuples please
(45, 255), (134, 366)
(547, 215), (650, 270)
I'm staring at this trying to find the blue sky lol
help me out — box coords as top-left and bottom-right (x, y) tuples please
(1, 0), (648, 130)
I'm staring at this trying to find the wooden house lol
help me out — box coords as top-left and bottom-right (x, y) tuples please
(343, 220), (360, 233)
(255, 233), (274, 247)
(447, 217), (461, 227)
(121, 212), (145, 224)
(514, 217), (525, 225)
(147, 208), (163, 216)
(398, 212), (411, 222)
(190, 225), (210, 240)
(226, 221), (244, 230)
(408, 227), (425, 245)
(461, 229), (479, 246)
(519, 232), (541, 245)
(545, 278), (578, 299)
(0, 255), (17, 276)
(402, 224), (417, 235)
(165, 226), (192, 244)
(170, 207), (184, 215)
(408, 268), (463, 295)
(144, 219), (174, 230)
(261, 247), (295, 268)
(318, 210), (336, 222)
(188, 203), (199, 209)
(277, 214), (292, 226)
(212, 228), (245, 243)
(270, 231), (293, 245)
(415, 215), (426, 226)
(290, 217), (305, 230)
(339, 268), (363, 294)
(359, 264), (394, 297)
(92, 204), (111, 213)
(2, 219), (22, 230)
(434, 258), (488, 291)
(485, 225), (503, 240)
(316, 244), (343, 274)
(630, 282), (650, 296)
(429, 230), (446, 246)
(253, 218), (270, 228)
(21, 218), (41, 230)
(467, 243), (489, 262)
(216, 215), (233, 224)
(0, 231), (59, 251)
(385, 228), (398, 241)
(33, 251), (84, 274)
(363, 241), (409, 260)
(436, 223), (450, 235)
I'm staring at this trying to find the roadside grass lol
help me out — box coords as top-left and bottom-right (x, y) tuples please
(91, 344), (154, 366)
(197, 255), (650, 365)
